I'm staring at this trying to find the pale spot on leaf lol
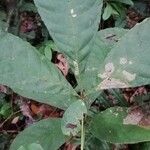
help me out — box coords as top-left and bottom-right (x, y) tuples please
(72, 14), (77, 17)
(98, 72), (108, 79)
(129, 61), (133, 65)
(70, 8), (77, 17)
(70, 9), (74, 14)
(98, 63), (115, 79)
(123, 108), (144, 125)
(105, 62), (114, 73)
(122, 70), (136, 81)
(96, 78), (128, 90)
(120, 57), (127, 65)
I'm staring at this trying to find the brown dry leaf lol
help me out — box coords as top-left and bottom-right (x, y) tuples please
(126, 8), (144, 29)
(20, 101), (33, 120)
(0, 85), (8, 94)
(123, 106), (150, 128)
(30, 103), (40, 115)
(139, 115), (150, 128)
(122, 86), (147, 103)
(130, 87), (147, 102)
(64, 142), (77, 150)
(55, 53), (69, 76)
(31, 104), (61, 118)
(123, 107), (144, 125)
(20, 12), (38, 33)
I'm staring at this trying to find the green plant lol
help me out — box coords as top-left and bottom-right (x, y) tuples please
(102, 0), (134, 27)
(0, 0), (150, 149)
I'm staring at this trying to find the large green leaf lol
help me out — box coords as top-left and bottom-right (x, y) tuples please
(78, 28), (127, 104)
(90, 107), (150, 144)
(10, 119), (67, 150)
(96, 18), (150, 90)
(0, 30), (78, 110)
(33, 0), (103, 76)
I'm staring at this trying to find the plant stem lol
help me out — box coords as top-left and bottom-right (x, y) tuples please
(81, 115), (85, 150)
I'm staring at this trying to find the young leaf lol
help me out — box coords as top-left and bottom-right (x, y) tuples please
(103, 4), (114, 20)
(96, 18), (150, 90)
(61, 100), (87, 136)
(10, 119), (67, 150)
(111, 0), (134, 6)
(44, 43), (52, 61)
(33, 0), (103, 76)
(0, 30), (78, 110)
(90, 107), (150, 144)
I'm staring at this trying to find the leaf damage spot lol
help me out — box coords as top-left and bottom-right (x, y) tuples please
(72, 14), (77, 17)
(123, 107), (144, 125)
(119, 57), (134, 65)
(123, 106), (150, 128)
(120, 57), (127, 65)
(98, 62), (114, 79)
(96, 78), (128, 90)
(70, 8), (77, 17)
(122, 70), (136, 81)
(70, 9), (74, 14)
(97, 62), (128, 89)
(129, 61), (133, 65)
(105, 62), (115, 73)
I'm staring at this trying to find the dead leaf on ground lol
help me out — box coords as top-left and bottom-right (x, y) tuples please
(123, 106), (150, 128)
(54, 53), (69, 77)
(31, 103), (62, 118)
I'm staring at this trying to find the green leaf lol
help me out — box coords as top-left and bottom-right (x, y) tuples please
(110, 2), (125, 16)
(78, 28), (127, 104)
(0, 30), (78, 110)
(90, 107), (150, 144)
(44, 43), (53, 61)
(10, 119), (67, 150)
(0, 103), (11, 118)
(37, 41), (58, 56)
(96, 18), (150, 90)
(111, 0), (134, 6)
(17, 143), (44, 150)
(61, 100), (87, 136)
(103, 4), (113, 20)
(33, 0), (103, 76)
